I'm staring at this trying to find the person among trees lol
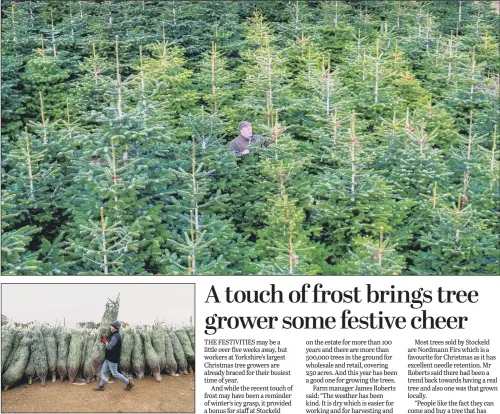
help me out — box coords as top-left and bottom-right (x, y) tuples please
(229, 121), (276, 156)
(91, 156), (106, 166)
(93, 321), (135, 392)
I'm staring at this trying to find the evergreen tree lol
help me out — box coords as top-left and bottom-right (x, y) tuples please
(1, 191), (42, 276)
(2, 127), (59, 225)
(65, 36), (171, 274)
(1, 53), (28, 140)
(135, 32), (197, 138)
(447, 115), (499, 238)
(375, 110), (453, 248)
(240, 12), (291, 125)
(345, 227), (406, 276)
(66, 207), (140, 275)
(412, 197), (498, 275)
(162, 126), (247, 275)
(69, 41), (114, 119)
(250, 115), (324, 275)
(311, 110), (402, 273)
(20, 41), (71, 124)
(194, 41), (239, 136)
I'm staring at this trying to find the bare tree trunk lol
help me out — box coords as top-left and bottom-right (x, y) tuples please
(51, 8), (57, 57)
(24, 127), (35, 201)
(433, 182), (437, 209)
(39, 91), (48, 145)
(491, 125), (497, 171)
(11, 3), (17, 42)
(111, 137), (119, 207)
(326, 56), (331, 117)
(115, 36), (122, 118)
(350, 110), (356, 200)
(100, 207), (109, 275)
(467, 111), (473, 160)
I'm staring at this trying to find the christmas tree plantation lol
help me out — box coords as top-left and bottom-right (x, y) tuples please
(1, 1), (498, 275)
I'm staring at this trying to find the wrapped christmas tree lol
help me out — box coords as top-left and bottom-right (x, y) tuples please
(2, 334), (33, 391)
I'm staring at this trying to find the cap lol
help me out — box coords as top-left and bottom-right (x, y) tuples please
(111, 321), (121, 330)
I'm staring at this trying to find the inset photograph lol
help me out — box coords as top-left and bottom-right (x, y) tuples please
(1, 284), (195, 413)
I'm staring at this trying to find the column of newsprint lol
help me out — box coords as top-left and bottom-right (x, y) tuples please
(198, 277), (499, 414)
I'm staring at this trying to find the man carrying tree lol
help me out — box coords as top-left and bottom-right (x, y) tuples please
(93, 321), (135, 392)
(229, 121), (275, 157)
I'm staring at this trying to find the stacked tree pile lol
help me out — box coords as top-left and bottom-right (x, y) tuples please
(1, 296), (194, 391)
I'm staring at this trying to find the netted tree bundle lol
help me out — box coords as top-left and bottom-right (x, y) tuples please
(175, 329), (195, 370)
(1, 326), (16, 373)
(4, 329), (23, 375)
(56, 328), (71, 382)
(83, 331), (97, 383)
(90, 337), (105, 378)
(67, 330), (83, 383)
(25, 345), (36, 385)
(32, 328), (48, 386)
(119, 327), (134, 377)
(141, 330), (161, 382)
(2, 312), (195, 388)
(42, 327), (57, 382)
(98, 294), (120, 340)
(132, 328), (145, 379)
(164, 329), (177, 376)
(168, 331), (188, 375)
(151, 327), (166, 373)
(186, 326), (195, 350)
(79, 329), (88, 376)
(2, 335), (32, 391)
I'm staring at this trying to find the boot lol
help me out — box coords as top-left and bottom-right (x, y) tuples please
(125, 381), (135, 391)
(93, 385), (104, 391)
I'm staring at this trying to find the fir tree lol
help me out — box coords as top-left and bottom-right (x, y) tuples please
(345, 226), (406, 276)
(311, 110), (401, 273)
(65, 36), (171, 274)
(374, 111), (453, 256)
(251, 115), (323, 275)
(412, 197), (498, 275)
(67, 207), (140, 275)
(240, 12), (291, 125)
(162, 128), (246, 275)
(20, 40), (71, 124)
(194, 41), (239, 136)
(135, 31), (197, 138)
(1, 191), (42, 276)
(2, 127), (59, 224)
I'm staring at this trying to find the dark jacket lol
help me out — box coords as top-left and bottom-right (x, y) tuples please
(104, 331), (122, 363)
(229, 135), (271, 157)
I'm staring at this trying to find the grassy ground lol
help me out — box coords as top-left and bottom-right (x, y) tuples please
(1, 374), (194, 413)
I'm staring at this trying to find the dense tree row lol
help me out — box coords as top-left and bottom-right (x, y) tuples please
(1, 1), (498, 275)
